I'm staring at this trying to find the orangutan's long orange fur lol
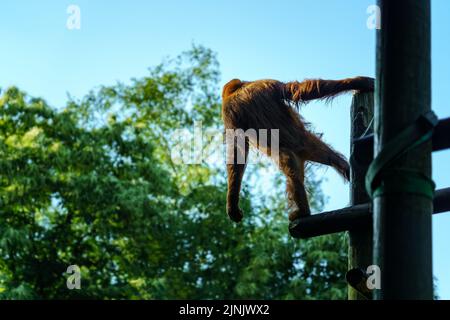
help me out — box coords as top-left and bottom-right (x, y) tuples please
(222, 76), (374, 222)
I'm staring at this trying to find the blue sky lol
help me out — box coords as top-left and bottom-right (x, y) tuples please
(1, 0), (449, 299)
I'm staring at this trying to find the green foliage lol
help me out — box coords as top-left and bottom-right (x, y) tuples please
(0, 45), (348, 299)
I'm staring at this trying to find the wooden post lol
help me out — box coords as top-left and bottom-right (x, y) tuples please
(348, 92), (374, 300)
(374, 0), (433, 299)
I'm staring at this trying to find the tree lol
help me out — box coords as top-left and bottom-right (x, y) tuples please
(0, 45), (348, 299)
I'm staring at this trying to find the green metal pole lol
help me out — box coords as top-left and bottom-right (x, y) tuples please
(374, 0), (433, 299)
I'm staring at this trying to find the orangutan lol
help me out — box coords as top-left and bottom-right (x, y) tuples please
(222, 76), (374, 222)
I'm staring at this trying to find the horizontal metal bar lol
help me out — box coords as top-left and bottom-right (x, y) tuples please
(353, 117), (450, 161)
(289, 187), (450, 239)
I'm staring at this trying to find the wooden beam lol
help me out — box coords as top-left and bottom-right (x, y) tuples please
(289, 203), (370, 239)
(289, 188), (450, 239)
(352, 117), (450, 165)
